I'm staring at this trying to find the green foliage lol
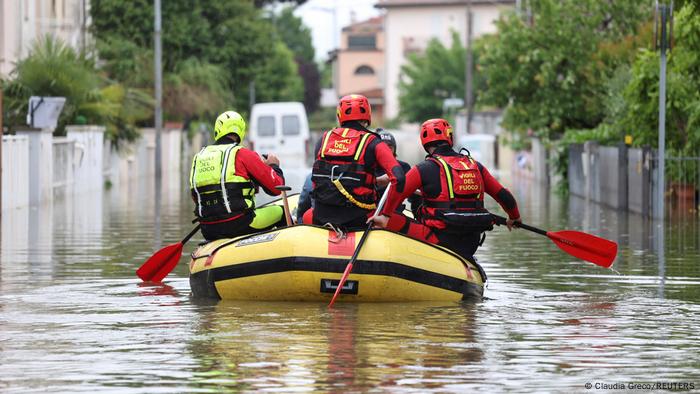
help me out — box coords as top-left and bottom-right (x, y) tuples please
(620, 3), (700, 154)
(96, 36), (153, 88)
(320, 61), (333, 89)
(273, 7), (315, 62)
(91, 0), (211, 71)
(1, 36), (147, 142)
(91, 0), (305, 118)
(164, 58), (232, 121)
(2, 35), (99, 129)
(271, 6), (320, 112)
(478, 0), (650, 139)
(255, 42), (304, 103)
(399, 31), (486, 122)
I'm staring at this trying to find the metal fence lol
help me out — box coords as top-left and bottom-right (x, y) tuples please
(569, 143), (699, 218)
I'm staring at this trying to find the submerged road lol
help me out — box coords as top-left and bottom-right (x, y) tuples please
(1, 169), (699, 392)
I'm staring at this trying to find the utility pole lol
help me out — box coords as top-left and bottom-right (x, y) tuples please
(464, 3), (474, 135)
(154, 0), (163, 247)
(154, 0), (163, 187)
(654, 1), (673, 221)
(249, 81), (256, 113)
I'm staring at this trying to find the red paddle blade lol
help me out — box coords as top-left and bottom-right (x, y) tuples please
(329, 261), (354, 307)
(547, 230), (617, 268)
(136, 242), (184, 282)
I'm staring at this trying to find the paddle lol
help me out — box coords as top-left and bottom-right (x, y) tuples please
(329, 184), (392, 307)
(492, 214), (617, 268)
(136, 225), (200, 282)
(275, 185), (293, 226)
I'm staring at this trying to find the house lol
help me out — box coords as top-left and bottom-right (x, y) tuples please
(0, 0), (91, 76)
(376, 0), (515, 120)
(327, 16), (385, 124)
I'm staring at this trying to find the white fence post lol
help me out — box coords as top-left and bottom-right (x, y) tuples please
(66, 125), (105, 194)
(16, 127), (53, 206)
(1, 135), (30, 210)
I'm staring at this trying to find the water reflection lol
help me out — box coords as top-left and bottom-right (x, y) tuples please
(186, 302), (483, 392)
(1, 175), (699, 392)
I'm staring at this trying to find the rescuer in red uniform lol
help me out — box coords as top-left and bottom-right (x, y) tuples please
(371, 118), (521, 259)
(303, 94), (405, 228)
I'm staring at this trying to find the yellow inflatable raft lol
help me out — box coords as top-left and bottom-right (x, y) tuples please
(189, 224), (486, 302)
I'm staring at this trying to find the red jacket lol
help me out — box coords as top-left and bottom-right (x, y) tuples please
(234, 147), (285, 196)
(381, 147), (519, 232)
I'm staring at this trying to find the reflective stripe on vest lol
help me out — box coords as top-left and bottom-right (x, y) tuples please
(313, 128), (377, 208)
(354, 133), (371, 161)
(189, 144), (255, 217)
(319, 128), (372, 161)
(432, 155), (481, 201)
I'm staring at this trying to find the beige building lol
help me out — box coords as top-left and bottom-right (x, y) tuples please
(0, 0), (90, 76)
(376, 0), (514, 120)
(329, 16), (385, 124)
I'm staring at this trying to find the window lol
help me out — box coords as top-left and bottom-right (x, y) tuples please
(354, 65), (375, 75)
(348, 35), (376, 49)
(282, 115), (300, 135)
(257, 116), (275, 137)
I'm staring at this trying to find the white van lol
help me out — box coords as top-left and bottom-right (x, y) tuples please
(249, 102), (310, 169)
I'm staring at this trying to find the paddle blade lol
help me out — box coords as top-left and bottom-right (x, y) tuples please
(136, 242), (184, 282)
(547, 230), (617, 268)
(328, 261), (354, 308)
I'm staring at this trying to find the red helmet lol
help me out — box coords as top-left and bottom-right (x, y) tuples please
(420, 118), (453, 149)
(336, 94), (372, 125)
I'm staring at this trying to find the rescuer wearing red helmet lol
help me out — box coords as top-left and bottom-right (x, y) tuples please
(371, 118), (521, 259)
(303, 94), (405, 228)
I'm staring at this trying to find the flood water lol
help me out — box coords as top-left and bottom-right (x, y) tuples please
(1, 170), (699, 393)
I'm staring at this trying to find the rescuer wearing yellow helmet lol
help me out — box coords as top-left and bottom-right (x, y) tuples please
(189, 110), (286, 240)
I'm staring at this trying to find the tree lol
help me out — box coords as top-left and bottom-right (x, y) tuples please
(297, 59), (321, 113)
(254, 42), (304, 103)
(273, 7), (314, 62)
(477, 0), (650, 139)
(620, 3), (700, 153)
(91, 0), (303, 115)
(272, 6), (320, 112)
(164, 58), (233, 121)
(398, 32), (489, 123)
(91, 0), (212, 72)
(1, 36), (149, 142)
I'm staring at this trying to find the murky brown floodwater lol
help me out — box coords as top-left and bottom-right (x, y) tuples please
(1, 171), (699, 393)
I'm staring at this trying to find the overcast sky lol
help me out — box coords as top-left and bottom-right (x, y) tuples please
(294, 0), (381, 62)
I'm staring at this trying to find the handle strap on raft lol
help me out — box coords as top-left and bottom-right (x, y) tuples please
(332, 178), (377, 210)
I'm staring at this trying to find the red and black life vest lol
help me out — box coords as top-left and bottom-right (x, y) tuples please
(311, 127), (377, 209)
(419, 154), (494, 233)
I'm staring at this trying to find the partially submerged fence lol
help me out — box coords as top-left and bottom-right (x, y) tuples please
(569, 142), (699, 217)
(2, 126), (187, 211)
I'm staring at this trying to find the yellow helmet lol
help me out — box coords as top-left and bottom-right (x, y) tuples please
(214, 111), (246, 142)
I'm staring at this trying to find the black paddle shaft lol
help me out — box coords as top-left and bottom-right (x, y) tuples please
(492, 214), (547, 236)
(182, 224), (201, 244)
(349, 222), (373, 263)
